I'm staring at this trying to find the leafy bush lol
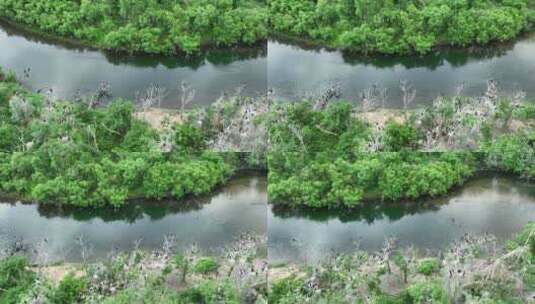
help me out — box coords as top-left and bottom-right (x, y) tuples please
(269, 152), (476, 207)
(513, 103), (535, 120)
(48, 273), (87, 304)
(405, 281), (448, 304)
(193, 257), (219, 274)
(383, 120), (422, 151)
(0, 255), (36, 304)
(484, 132), (535, 178)
(102, 286), (181, 304)
(177, 280), (240, 304)
(507, 222), (535, 255)
(268, 276), (304, 303)
(417, 258), (440, 276)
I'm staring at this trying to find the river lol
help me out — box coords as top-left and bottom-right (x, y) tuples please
(0, 171), (267, 262)
(269, 38), (535, 107)
(0, 20), (267, 108)
(268, 176), (535, 263)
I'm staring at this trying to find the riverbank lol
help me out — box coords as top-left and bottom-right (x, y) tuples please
(267, 83), (535, 208)
(0, 18), (268, 56)
(2, 224), (532, 303)
(269, 0), (534, 56)
(268, 175), (535, 263)
(0, 233), (268, 303)
(0, 171), (267, 263)
(268, 38), (535, 106)
(0, 70), (247, 208)
(0, 1), (267, 55)
(268, 223), (535, 303)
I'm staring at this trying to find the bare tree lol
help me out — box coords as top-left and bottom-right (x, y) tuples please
(380, 237), (397, 274)
(455, 82), (465, 97)
(360, 83), (387, 111)
(313, 83), (342, 110)
(209, 90), (269, 153)
(179, 81), (196, 113)
(399, 80), (416, 110)
(137, 83), (168, 114)
(87, 81), (112, 109)
(366, 123), (384, 152)
(9, 94), (36, 123)
(75, 234), (93, 266)
(158, 116), (174, 153)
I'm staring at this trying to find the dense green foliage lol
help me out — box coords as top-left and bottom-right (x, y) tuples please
(484, 131), (535, 179)
(267, 101), (476, 207)
(193, 257), (219, 274)
(267, 96), (535, 208)
(0, 73), (235, 207)
(417, 258), (440, 276)
(269, 152), (476, 208)
(0, 255), (35, 304)
(102, 280), (240, 304)
(48, 274), (87, 304)
(270, 0), (535, 55)
(0, 0), (267, 54)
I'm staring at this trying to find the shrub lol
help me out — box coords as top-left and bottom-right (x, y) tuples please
(417, 258), (440, 276)
(0, 0), (267, 54)
(269, 0), (533, 55)
(177, 280), (239, 304)
(513, 103), (535, 120)
(193, 257), (219, 274)
(48, 273), (87, 304)
(0, 255), (36, 304)
(268, 276), (304, 303)
(0, 79), (235, 207)
(383, 120), (422, 151)
(405, 281), (448, 304)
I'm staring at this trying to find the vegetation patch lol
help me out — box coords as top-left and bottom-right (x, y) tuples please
(269, 0), (535, 55)
(0, 0), (267, 55)
(0, 233), (266, 304)
(267, 83), (535, 208)
(268, 224), (535, 303)
(0, 69), (239, 207)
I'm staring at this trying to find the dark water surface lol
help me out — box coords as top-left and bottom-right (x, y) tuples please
(269, 38), (535, 107)
(268, 176), (535, 263)
(0, 21), (267, 108)
(5, 20), (535, 108)
(0, 172), (267, 262)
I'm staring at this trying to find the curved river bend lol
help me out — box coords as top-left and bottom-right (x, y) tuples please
(269, 176), (535, 263)
(1, 175), (533, 263)
(0, 172), (267, 262)
(0, 21), (267, 108)
(269, 37), (535, 107)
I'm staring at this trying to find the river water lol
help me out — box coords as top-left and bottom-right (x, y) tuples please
(0, 171), (267, 262)
(269, 38), (535, 107)
(4, 20), (535, 108)
(268, 176), (535, 263)
(2, 22), (535, 264)
(1, 175), (532, 263)
(0, 20), (267, 108)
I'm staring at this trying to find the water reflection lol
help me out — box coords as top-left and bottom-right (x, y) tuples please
(0, 20), (267, 108)
(268, 176), (535, 263)
(269, 36), (535, 107)
(0, 171), (267, 261)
